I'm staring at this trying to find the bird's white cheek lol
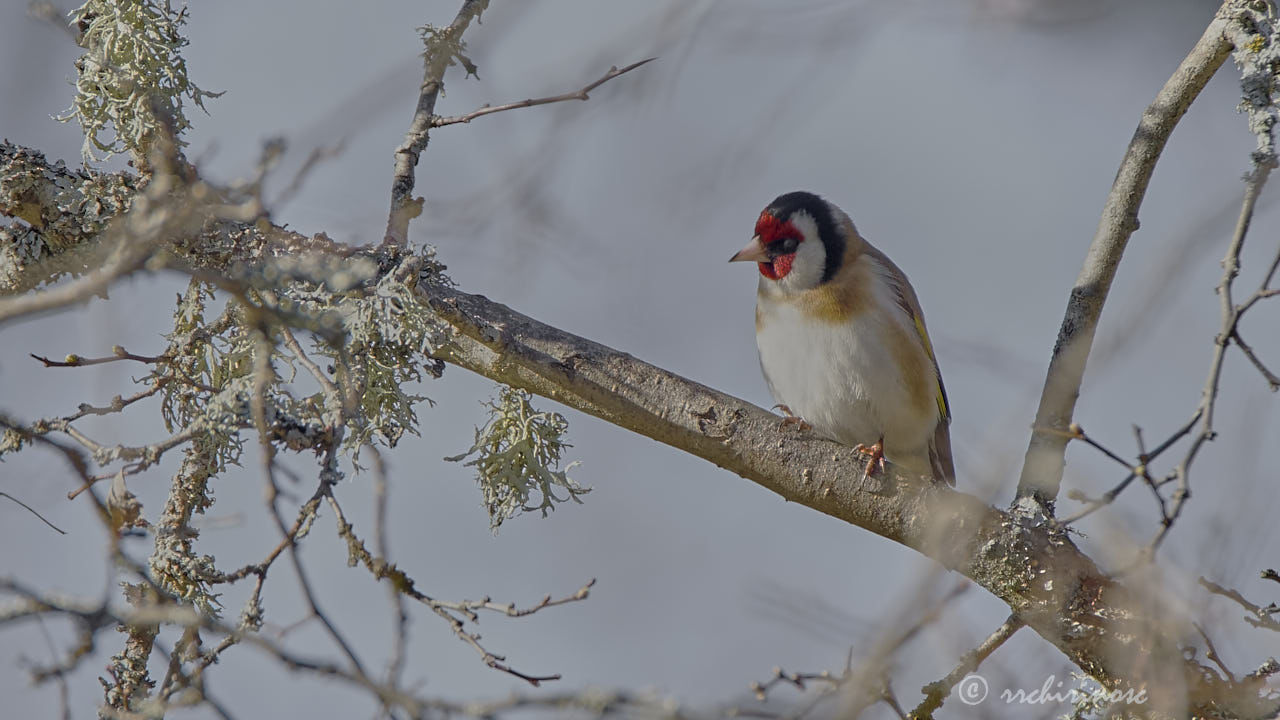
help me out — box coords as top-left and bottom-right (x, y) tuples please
(775, 239), (826, 293)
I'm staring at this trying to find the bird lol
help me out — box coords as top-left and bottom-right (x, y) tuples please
(729, 190), (955, 485)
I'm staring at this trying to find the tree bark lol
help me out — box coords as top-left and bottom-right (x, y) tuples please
(419, 280), (1273, 719)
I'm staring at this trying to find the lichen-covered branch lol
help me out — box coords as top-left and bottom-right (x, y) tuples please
(384, 0), (491, 247)
(0, 141), (137, 294)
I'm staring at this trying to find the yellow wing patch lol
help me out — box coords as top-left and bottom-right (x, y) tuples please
(911, 313), (950, 422)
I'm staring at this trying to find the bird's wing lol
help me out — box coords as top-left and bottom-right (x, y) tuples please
(869, 246), (956, 485)
(930, 420), (957, 487)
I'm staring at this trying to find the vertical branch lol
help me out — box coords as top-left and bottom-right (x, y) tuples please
(383, 0), (491, 248)
(1015, 6), (1235, 512)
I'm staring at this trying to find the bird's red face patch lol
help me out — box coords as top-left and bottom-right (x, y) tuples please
(759, 253), (793, 280)
(754, 211), (801, 280)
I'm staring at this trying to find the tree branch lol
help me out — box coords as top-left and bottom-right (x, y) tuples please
(430, 58), (655, 127)
(383, 0), (491, 248)
(912, 614), (1024, 719)
(1015, 4), (1235, 512)
(417, 281), (1275, 718)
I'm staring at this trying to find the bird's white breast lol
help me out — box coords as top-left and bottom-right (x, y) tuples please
(754, 277), (935, 461)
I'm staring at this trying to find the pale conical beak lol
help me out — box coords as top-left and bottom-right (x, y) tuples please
(729, 236), (769, 263)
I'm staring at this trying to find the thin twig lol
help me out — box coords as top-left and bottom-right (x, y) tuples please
(249, 331), (370, 680)
(431, 58), (655, 127)
(31, 615), (72, 720)
(1200, 577), (1280, 633)
(272, 139), (347, 208)
(911, 614), (1025, 718)
(1151, 160), (1275, 552)
(0, 492), (67, 534)
(367, 445), (409, 702)
(1230, 328), (1280, 390)
(29, 347), (166, 368)
(1195, 622), (1237, 682)
(326, 487), (593, 685)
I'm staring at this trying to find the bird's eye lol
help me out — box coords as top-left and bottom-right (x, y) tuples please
(775, 237), (800, 254)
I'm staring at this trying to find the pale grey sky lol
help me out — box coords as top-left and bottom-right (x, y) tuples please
(2, 1), (1276, 718)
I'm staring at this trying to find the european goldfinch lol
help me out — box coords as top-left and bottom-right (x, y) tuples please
(730, 191), (956, 485)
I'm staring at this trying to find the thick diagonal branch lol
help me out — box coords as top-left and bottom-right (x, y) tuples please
(418, 281), (1274, 719)
(1015, 6), (1234, 511)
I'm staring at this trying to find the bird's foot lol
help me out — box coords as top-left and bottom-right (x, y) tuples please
(853, 439), (886, 480)
(772, 404), (811, 432)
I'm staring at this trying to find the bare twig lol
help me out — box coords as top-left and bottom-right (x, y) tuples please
(1016, 7), (1234, 512)
(1195, 622), (1237, 682)
(279, 324), (339, 399)
(1231, 329), (1280, 390)
(1151, 161), (1275, 551)
(912, 614), (1025, 718)
(29, 346), (166, 368)
(1057, 422), (1168, 525)
(367, 445), (409, 700)
(30, 616), (72, 720)
(431, 58), (656, 127)
(327, 486), (593, 685)
(0, 492), (66, 534)
(741, 585), (968, 720)
(1200, 577), (1280, 633)
(272, 140), (347, 208)
(249, 331), (370, 681)
(751, 667), (838, 700)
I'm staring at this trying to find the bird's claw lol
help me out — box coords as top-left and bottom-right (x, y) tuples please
(772, 404), (811, 432)
(853, 440), (886, 480)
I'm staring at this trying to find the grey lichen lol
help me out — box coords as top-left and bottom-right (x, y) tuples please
(447, 386), (587, 531)
(1229, 3), (1280, 169)
(0, 142), (137, 292)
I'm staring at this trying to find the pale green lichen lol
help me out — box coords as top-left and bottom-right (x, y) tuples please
(327, 255), (450, 454)
(153, 250), (450, 471)
(61, 0), (220, 164)
(157, 281), (247, 474)
(447, 386), (586, 531)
